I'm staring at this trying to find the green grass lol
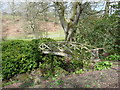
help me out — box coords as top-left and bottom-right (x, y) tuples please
(5, 30), (65, 41)
(2, 80), (19, 87)
(47, 30), (64, 36)
(46, 30), (65, 40)
(2, 14), (20, 20)
(52, 37), (64, 41)
(19, 81), (34, 88)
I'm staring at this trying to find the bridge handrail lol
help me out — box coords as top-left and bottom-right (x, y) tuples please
(38, 41), (104, 59)
(38, 41), (97, 49)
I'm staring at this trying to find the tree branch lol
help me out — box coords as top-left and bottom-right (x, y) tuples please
(54, 2), (67, 32)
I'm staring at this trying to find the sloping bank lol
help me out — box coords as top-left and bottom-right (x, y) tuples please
(31, 65), (119, 88)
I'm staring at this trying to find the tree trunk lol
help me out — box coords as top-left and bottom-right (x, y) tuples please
(55, 2), (85, 42)
(64, 26), (75, 41)
(105, 1), (110, 16)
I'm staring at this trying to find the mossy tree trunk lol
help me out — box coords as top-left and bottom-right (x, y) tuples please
(55, 2), (84, 41)
(105, 0), (110, 16)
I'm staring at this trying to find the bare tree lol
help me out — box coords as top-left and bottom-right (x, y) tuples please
(23, 2), (51, 39)
(7, 0), (16, 21)
(105, 0), (110, 15)
(55, 2), (90, 41)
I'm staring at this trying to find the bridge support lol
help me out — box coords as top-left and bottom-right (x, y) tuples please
(42, 51), (72, 58)
(91, 48), (104, 63)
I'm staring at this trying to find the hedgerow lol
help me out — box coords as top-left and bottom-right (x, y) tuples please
(2, 38), (85, 80)
(2, 40), (38, 80)
(2, 38), (56, 80)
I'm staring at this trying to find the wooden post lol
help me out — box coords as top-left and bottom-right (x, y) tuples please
(91, 48), (104, 63)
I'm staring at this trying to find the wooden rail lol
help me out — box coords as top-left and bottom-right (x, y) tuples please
(38, 41), (104, 60)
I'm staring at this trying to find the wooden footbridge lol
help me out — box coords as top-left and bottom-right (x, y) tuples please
(39, 41), (104, 60)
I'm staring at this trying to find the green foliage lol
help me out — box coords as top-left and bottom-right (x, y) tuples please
(105, 54), (120, 61)
(55, 79), (64, 86)
(39, 55), (64, 78)
(39, 54), (83, 78)
(85, 84), (91, 88)
(2, 38), (93, 80)
(70, 59), (83, 71)
(50, 78), (64, 87)
(19, 81), (34, 88)
(76, 4), (120, 54)
(2, 80), (19, 87)
(32, 38), (57, 51)
(73, 69), (84, 74)
(71, 48), (92, 71)
(2, 38), (56, 80)
(94, 61), (112, 70)
(32, 38), (56, 44)
(2, 40), (39, 80)
(77, 17), (116, 49)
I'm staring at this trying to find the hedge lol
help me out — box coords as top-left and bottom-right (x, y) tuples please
(2, 38), (83, 80)
(2, 38), (56, 80)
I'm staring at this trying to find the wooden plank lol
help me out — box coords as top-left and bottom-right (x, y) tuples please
(42, 51), (72, 58)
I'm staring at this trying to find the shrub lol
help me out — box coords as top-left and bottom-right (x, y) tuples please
(39, 55), (63, 78)
(32, 38), (84, 77)
(2, 40), (39, 80)
(31, 38), (56, 45)
(76, 13), (120, 54)
(38, 52), (84, 78)
(32, 38), (57, 52)
(2, 38), (88, 80)
(73, 69), (84, 74)
(94, 61), (112, 70)
(105, 54), (120, 61)
(2, 38), (56, 80)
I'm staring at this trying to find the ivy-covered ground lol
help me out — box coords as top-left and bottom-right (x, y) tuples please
(3, 62), (119, 88)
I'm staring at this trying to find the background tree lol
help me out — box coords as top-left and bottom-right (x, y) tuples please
(75, 1), (120, 54)
(105, 0), (110, 16)
(23, 2), (50, 39)
(7, 0), (16, 22)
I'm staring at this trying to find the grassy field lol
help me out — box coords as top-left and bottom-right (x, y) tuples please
(47, 30), (65, 40)
(2, 14), (20, 20)
(5, 30), (65, 41)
